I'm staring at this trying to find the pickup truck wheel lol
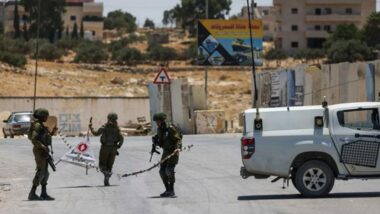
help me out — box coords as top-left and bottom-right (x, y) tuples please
(295, 160), (335, 198)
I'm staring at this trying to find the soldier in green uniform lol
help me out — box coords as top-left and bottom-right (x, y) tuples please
(153, 113), (182, 197)
(89, 113), (124, 186)
(28, 108), (56, 201)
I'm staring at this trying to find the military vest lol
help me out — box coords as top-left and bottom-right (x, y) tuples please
(29, 121), (51, 146)
(100, 123), (121, 146)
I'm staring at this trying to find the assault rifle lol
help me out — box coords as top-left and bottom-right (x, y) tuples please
(47, 153), (56, 172)
(149, 135), (160, 162)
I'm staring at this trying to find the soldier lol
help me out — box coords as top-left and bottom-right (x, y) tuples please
(28, 108), (56, 201)
(153, 113), (182, 197)
(89, 113), (124, 186)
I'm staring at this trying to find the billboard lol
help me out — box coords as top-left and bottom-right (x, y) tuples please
(197, 19), (263, 66)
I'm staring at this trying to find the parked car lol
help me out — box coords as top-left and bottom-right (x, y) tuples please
(2, 111), (33, 138)
(240, 102), (380, 197)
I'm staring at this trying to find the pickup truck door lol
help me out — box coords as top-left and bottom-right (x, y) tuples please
(331, 107), (380, 175)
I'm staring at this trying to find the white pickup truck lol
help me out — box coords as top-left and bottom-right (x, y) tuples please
(240, 102), (380, 197)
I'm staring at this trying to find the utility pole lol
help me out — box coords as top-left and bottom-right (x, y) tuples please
(204, 0), (209, 108)
(33, 0), (41, 112)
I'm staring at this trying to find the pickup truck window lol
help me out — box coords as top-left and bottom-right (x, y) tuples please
(337, 108), (380, 130)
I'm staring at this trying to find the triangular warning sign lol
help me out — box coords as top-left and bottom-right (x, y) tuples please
(153, 67), (171, 84)
(59, 137), (97, 169)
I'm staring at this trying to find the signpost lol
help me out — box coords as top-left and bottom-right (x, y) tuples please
(153, 67), (172, 122)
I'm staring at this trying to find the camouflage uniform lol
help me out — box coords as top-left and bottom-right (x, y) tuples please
(153, 113), (182, 197)
(90, 113), (124, 186)
(28, 108), (55, 201)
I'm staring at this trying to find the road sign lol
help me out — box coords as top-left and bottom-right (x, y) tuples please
(60, 138), (97, 169)
(153, 67), (171, 84)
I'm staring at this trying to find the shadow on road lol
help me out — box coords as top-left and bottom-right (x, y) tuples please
(59, 185), (119, 189)
(237, 192), (380, 200)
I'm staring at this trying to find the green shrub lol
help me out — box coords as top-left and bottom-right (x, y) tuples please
(112, 47), (144, 64)
(0, 51), (27, 67)
(0, 38), (32, 54)
(56, 37), (81, 51)
(74, 41), (108, 63)
(108, 38), (130, 52)
(38, 43), (64, 61)
(327, 39), (373, 63)
(148, 42), (177, 61)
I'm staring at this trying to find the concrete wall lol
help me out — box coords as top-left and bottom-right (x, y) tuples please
(255, 60), (380, 107)
(195, 110), (225, 134)
(0, 97), (149, 135)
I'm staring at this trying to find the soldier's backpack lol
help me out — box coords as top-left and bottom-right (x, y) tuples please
(169, 124), (183, 141)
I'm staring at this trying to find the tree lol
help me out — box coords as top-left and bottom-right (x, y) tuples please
(362, 12), (380, 48)
(327, 40), (373, 63)
(143, 18), (155, 29)
(66, 26), (69, 37)
(80, 21), (84, 39)
(71, 22), (78, 39)
(163, 0), (232, 36)
(13, 0), (21, 39)
(21, 0), (65, 42)
(23, 22), (29, 41)
(324, 24), (360, 49)
(104, 10), (137, 33)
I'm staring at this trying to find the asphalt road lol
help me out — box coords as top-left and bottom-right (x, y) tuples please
(1, 134), (380, 214)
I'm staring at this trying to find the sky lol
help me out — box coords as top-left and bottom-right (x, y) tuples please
(101, 0), (273, 26)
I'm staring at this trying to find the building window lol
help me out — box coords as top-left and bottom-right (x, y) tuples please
(92, 31), (96, 36)
(291, 25), (298, 31)
(346, 8), (353, 14)
(314, 25), (321, 31)
(324, 8), (332, 15)
(70, 16), (76, 21)
(324, 25), (331, 32)
(263, 25), (269, 31)
(262, 10), (269, 16)
(315, 8), (321, 15)
(291, 41), (299, 48)
(291, 8), (298, 14)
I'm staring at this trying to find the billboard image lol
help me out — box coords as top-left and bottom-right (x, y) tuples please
(198, 19), (263, 66)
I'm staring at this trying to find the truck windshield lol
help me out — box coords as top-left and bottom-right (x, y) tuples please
(337, 108), (380, 130)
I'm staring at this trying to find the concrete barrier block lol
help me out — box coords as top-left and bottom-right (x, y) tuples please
(195, 110), (225, 134)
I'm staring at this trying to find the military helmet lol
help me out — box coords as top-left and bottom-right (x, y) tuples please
(107, 113), (118, 121)
(34, 108), (49, 120)
(153, 112), (167, 121)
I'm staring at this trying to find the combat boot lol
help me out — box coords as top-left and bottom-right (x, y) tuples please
(160, 183), (169, 197)
(40, 185), (55, 201)
(104, 172), (111, 186)
(28, 185), (42, 201)
(167, 183), (176, 197)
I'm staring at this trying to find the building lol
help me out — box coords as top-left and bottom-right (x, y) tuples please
(0, 1), (28, 34)
(64, 0), (104, 40)
(240, 0), (376, 53)
(273, 0), (376, 53)
(241, 5), (278, 41)
(0, 0), (104, 40)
